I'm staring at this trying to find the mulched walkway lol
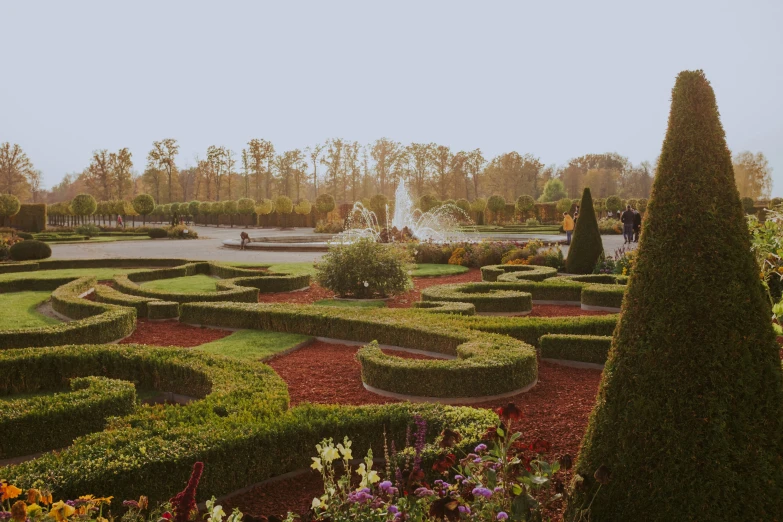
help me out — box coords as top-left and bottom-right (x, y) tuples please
(118, 318), (232, 346)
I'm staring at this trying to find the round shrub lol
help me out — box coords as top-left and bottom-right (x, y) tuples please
(70, 193), (97, 217)
(9, 239), (52, 261)
(132, 194), (155, 223)
(75, 224), (101, 238)
(148, 228), (168, 239)
(0, 194), (21, 226)
(16, 232), (33, 240)
(315, 193), (336, 215)
(316, 238), (412, 298)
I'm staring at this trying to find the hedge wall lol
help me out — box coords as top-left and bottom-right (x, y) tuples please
(179, 302), (538, 399)
(458, 314), (619, 348)
(539, 334), (612, 364)
(420, 283), (533, 314)
(9, 204), (47, 232)
(0, 344), (495, 506)
(411, 300), (477, 316)
(481, 264), (558, 282)
(0, 376), (136, 459)
(580, 284), (625, 309)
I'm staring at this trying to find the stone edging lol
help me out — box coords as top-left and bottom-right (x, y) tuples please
(533, 300), (582, 306)
(477, 311), (531, 317)
(541, 357), (605, 370)
(362, 378), (538, 405)
(314, 336), (456, 360)
(581, 304), (622, 312)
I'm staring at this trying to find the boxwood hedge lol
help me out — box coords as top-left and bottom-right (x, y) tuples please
(580, 284), (625, 309)
(539, 334), (612, 365)
(419, 283), (533, 314)
(0, 376), (136, 459)
(481, 264), (558, 282)
(411, 300), (476, 316)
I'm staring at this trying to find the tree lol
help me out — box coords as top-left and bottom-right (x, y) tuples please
(111, 148), (133, 201)
(207, 145), (227, 201)
(321, 138), (344, 200)
(0, 194), (21, 227)
(28, 169), (43, 203)
(0, 142), (34, 198)
(306, 143), (326, 198)
(567, 70), (783, 521)
(564, 188), (602, 274)
(369, 194), (389, 224)
(637, 198), (648, 213)
(198, 201), (211, 225)
(515, 194), (536, 221)
(465, 149), (485, 200)
(485, 152), (544, 202)
(70, 193), (97, 224)
(188, 200), (200, 222)
(315, 193), (335, 221)
(733, 151), (772, 200)
(294, 199), (312, 222)
(147, 139), (179, 203)
(132, 194), (155, 225)
(237, 197), (255, 226)
(556, 197), (573, 214)
(605, 194), (623, 213)
(539, 178), (567, 202)
(487, 195), (506, 225)
(429, 145), (452, 199)
(224, 149), (236, 201)
(371, 138), (405, 197)
(274, 195), (293, 228)
(223, 200), (238, 227)
(247, 139), (275, 200)
(407, 143), (433, 197)
(85, 150), (114, 201)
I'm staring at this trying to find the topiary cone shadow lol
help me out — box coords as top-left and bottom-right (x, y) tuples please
(565, 70), (783, 520)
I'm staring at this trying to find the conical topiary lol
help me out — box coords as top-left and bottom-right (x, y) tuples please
(565, 70), (783, 520)
(565, 187), (603, 274)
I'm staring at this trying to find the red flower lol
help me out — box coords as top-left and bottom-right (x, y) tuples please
(439, 429), (463, 448)
(432, 453), (456, 473)
(530, 439), (551, 454)
(496, 403), (523, 422)
(161, 514), (172, 521)
(169, 462), (204, 522)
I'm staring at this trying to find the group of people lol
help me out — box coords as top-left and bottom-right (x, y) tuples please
(562, 203), (641, 245)
(620, 204), (642, 244)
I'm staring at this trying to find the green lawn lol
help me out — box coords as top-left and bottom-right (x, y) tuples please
(0, 291), (60, 330)
(314, 299), (387, 308)
(224, 262), (317, 277)
(141, 274), (217, 293)
(196, 330), (312, 361)
(46, 236), (153, 245)
(411, 263), (469, 277)
(0, 267), (147, 284)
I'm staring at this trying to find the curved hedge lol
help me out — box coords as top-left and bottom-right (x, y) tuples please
(0, 376), (136, 459)
(482, 264), (558, 282)
(419, 283), (533, 314)
(0, 344), (496, 506)
(0, 277), (136, 350)
(179, 302), (538, 399)
(580, 284), (625, 310)
(539, 334), (612, 365)
(411, 300), (476, 316)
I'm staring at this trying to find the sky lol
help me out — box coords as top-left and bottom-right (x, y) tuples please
(2, 0), (782, 195)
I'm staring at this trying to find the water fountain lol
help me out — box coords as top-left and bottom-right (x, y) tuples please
(336, 178), (471, 243)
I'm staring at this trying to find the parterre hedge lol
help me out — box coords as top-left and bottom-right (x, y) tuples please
(93, 285), (159, 316)
(539, 334), (612, 364)
(0, 343), (496, 506)
(147, 301), (180, 320)
(580, 284), (625, 309)
(419, 283), (533, 314)
(458, 314), (619, 348)
(179, 302), (538, 399)
(411, 300), (477, 316)
(481, 264), (558, 282)
(0, 376), (136, 459)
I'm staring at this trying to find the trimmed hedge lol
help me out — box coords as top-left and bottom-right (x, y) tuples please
(419, 283), (533, 314)
(482, 264), (558, 282)
(9, 240), (52, 261)
(0, 277), (136, 350)
(0, 262), (38, 275)
(179, 302), (538, 399)
(0, 376), (136, 459)
(148, 228), (167, 238)
(94, 285), (159, 316)
(9, 203), (47, 233)
(0, 343), (496, 507)
(411, 300), (476, 316)
(147, 301), (180, 320)
(458, 314), (619, 348)
(539, 334), (612, 364)
(565, 187), (603, 274)
(580, 284), (625, 309)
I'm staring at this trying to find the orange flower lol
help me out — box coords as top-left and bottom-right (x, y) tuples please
(11, 501), (27, 522)
(1, 482), (23, 502)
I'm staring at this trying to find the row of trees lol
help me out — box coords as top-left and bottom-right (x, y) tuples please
(2, 140), (774, 206)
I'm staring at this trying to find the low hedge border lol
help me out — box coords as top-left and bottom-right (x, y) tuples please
(0, 343), (496, 507)
(0, 262), (39, 275)
(559, 274), (628, 285)
(580, 284), (625, 310)
(539, 334), (612, 365)
(411, 301), (476, 316)
(0, 277), (136, 350)
(94, 285), (159, 316)
(0, 376), (136, 459)
(482, 264), (558, 282)
(179, 302), (538, 399)
(457, 314), (619, 348)
(147, 301), (180, 320)
(419, 283), (533, 314)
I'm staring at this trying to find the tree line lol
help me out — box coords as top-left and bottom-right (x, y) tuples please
(0, 140), (774, 205)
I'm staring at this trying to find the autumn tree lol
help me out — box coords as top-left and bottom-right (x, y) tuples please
(371, 138), (405, 197)
(306, 143), (326, 198)
(485, 152), (544, 201)
(465, 149), (485, 201)
(321, 138), (344, 200)
(247, 139), (275, 200)
(539, 178), (567, 202)
(112, 148), (133, 201)
(407, 143), (433, 197)
(207, 145), (227, 201)
(429, 145), (452, 199)
(85, 150), (113, 201)
(0, 142), (34, 198)
(733, 151), (772, 200)
(147, 139), (179, 203)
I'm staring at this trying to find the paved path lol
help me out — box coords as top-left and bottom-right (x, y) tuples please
(50, 225), (635, 263)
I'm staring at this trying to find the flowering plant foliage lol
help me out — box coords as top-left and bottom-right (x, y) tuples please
(593, 246), (636, 276)
(285, 407), (568, 521)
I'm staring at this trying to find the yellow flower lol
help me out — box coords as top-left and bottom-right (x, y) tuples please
(27, 489), (40, 504)
(93, 497), (113, 506)
(1, 482), (23, 501)
(311, 497), (322, 510)
(138, 496), (148, 510)
(310, 457), (323, 472)
(337, 443), (353, 461)
(26, 503), (43, 518)
(11, 500), (27, 522)
(49, 501), (76, 522)
(322, 446), (339, 463)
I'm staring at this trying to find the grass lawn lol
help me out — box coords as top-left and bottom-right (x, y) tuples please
(225, 262), (317, 277)
(46, 236), (152, 245)
(196, 330), (312, 361)
(0, 267), (147, 284)
(0, 291), (60, 330)
(314, 299), (387, 308)
(141, 274), (217, 293)
(411, 263), (469, 277)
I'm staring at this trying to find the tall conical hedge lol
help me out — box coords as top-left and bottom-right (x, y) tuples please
(565, 70), (783, 520)
(565, 187), (603, 274)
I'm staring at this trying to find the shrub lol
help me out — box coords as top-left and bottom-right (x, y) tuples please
(0, 193), (21, 226)
(132, 194), (155, 225)
(539, 334), (612, 365)
(314, 220), (344, 234)
(16, 231), (33, 240)
(565, 187), (603, 274)
(604, 194), (623, 213)
(148, 227), (168, 238)
(167, 225), (198, 239)
(566, 70), (783, 521)
(419, 282), (533, 314)
(75, 223), (101, 237)
(486, 195), (506, 224)
(516, 194), (536, 217)
(9, 239), (51, 261)
(315, 193), (336, 216)
(9, 203), (46, 232)
(316, 238), (412, 298)
(597, 217), (622, 234)
(525, 217), (540, 226)
(741, 196), (756, 214)
(70, 193), (97, 218)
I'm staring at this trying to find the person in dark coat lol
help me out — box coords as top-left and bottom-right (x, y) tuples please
(620, 205), (635, 244)
(239, 231), (250, 250)
(632, 208), (642, 243)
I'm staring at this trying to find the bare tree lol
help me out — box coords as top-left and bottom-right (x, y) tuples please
(0, 142), (35, 198)
(306, 143), (326, 199)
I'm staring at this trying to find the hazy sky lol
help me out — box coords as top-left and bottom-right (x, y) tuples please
(3, 1), (782, 194)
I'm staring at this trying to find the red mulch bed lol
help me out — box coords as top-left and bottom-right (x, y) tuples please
(229, 341), (601, 520)
(527, 305), (611, 317)
(118, 319), (232, 346)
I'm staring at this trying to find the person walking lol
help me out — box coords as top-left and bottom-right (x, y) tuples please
(620, 205), (635, 244)
(563, 212), (575, 245)
(632, 208), (642, 243)
(573, 205), (580, 224)
(117, 215), (124, 229)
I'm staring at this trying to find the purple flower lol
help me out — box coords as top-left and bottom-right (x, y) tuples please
(459, 506), (471, 514)
(387, 505), (399, 514)
(497, 512), (509, 520)
(473, 457), (482, 464)
(494, 486), (504, 493)
(475, 443), (487, 452)
(380, 481), (393, 493)
(454, 474), (464, 481)
(472, 487), (493, 498)
(414, 487), (434, 497)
